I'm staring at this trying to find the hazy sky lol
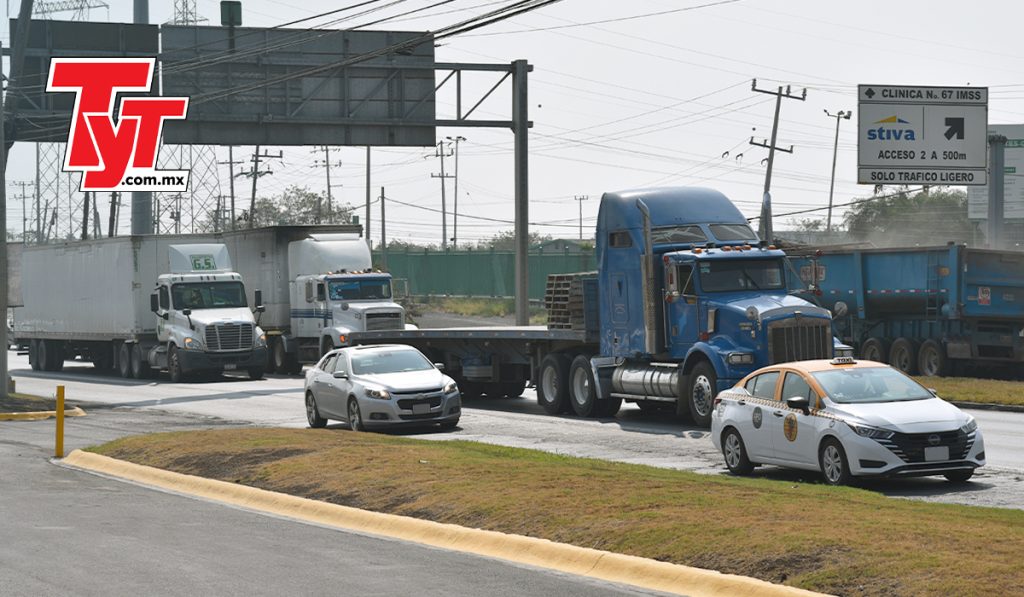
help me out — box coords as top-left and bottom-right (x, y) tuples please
(5, 0), (1024, 245)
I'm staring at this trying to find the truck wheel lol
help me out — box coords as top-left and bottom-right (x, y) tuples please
(595, 396), (622, 418)
(285, 357), (304, 376)
(859, 337), (887, 362)
(537, 354), (571, 415)
(118, 343), (132, 378)
(36, 340), (49, 372)
(248, 367), (265, 380)
(888, 337), (918, 375)
(130, 343), (148, 379)
(168, 345), (186, 383)
(569, 355), (599, 417)
(29, 340), (41, 371)
(40, 340), (63, 372)
(917, 339), (948, 377)
(687, 361), (716, 428)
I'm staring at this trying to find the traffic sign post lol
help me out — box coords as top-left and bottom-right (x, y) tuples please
(857, 85), (988, 186)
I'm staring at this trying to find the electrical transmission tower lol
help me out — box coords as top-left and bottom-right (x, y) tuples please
(33, 0), (109, 20)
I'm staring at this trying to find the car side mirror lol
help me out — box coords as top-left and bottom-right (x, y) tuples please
(434, 362), (445, 371)
(332, 371), (348, 379)
(786, 396), (810, 415)
(256, 305), (266, 313)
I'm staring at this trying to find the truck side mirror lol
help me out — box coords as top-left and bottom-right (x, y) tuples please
(183, 308), (192, 317)
(254, 289), (263, 309)
(150, 293), (159, 314)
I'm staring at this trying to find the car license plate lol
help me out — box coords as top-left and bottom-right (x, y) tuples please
(224, 364), (237, 371)
(412, 403), (430, 415)
(924, 446), (949, 462)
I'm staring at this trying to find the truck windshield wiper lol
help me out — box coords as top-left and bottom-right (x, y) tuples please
(742, 270), (761, 290)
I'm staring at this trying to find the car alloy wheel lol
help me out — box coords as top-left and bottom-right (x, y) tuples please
(722, 428), (754, 475)
(306, 392), (326, 428)
(348, 398), (364, 431)
(819, 439), (852, 486)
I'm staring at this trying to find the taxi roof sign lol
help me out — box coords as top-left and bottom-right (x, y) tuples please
(830, 356), (857, 365)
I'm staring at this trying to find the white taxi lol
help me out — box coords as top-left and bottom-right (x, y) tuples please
(710, 357), (985, 485)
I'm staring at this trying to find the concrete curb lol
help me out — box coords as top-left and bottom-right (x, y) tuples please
(950, 401), (1024, 413)
(0, 406), (86, 421)
(62, 450), (825, 597)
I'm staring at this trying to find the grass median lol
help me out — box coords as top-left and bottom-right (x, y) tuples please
(914, 376), (1024, 407)
(90, 428), (1022, 597)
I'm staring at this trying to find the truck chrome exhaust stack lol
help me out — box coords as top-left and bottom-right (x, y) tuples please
(636, 199), (659, 355)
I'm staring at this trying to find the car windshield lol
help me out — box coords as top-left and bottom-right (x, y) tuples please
(350, 349), (433, 375)
(698, 259), (785, 292)
(812, 367), (933, 403)
(172, 282), (247, 310)
(328, 277), (392, 301)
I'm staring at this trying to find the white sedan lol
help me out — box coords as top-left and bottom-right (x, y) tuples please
(304, 344), (461, 431)
(711, 357), (985, 485)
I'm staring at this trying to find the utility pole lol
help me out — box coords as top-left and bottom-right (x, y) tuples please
(365, 147), (371, 248)
(1, 39), (9, 397)
(430, 139), (454, 250)
(131, 0), (152, 234)
(824, 109), (851, 233)
(34, 143), (41, 243)
(218, 147), (242, 230)
(446, 135), (466, 247)
(379, 186), (387, 270)
(311, 146), (341, 223)
(242, 146), (281, 228)
(108, 192), (120, 237)
(12, 181), (32, 242)
(574, 195), (589, 241)
(81, 191), (90, 240)
(749, 79), (806, 243)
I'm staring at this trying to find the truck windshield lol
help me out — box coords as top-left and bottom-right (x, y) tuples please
(812, 367), (933, 403)
(328, 277), (392, 301)
(698, 259), (785, 292)
(172, 282), (247, 310)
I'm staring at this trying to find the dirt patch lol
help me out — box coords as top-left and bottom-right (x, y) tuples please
(0, 392), (79, 413)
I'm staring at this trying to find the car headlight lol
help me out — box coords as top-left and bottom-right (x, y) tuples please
(365, 387), (391, 400)
(443, 381), (458, 394)
(960, 417), (977, 434)
(846, 421), (894, 440)
(726, 352), (754, 365)
(182, 336), (203, 350)
(255, 333), (267, 348)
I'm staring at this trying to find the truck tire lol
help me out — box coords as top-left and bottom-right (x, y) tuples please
(118, 343), (131, 378)
(92, 344), (114, 372)
(498, 381), (527, 398)
(917, 339), (948, 377)
(285, 357), (304, 376)
(569, 355), (599, 417)
(858, 337), (887, 363)
(537, 353), (571, 415)
(888, 337), (918, 375)
(687, 360), (716, 428)
(29, 340), (41, 371)
(248, 367), (265, 380)
(595, 396), (622, 418)
(40, 340), (63, 372)
(130, 343), (148, 379)
(168, 345), (186, 383)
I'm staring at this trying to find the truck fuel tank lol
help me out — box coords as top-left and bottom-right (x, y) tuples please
(611, 362), (680, 399)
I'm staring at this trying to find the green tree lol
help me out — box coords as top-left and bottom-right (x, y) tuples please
(475, 230), (552, 251)
(234, 186), (355, 228)
(842, 187), (982, 246)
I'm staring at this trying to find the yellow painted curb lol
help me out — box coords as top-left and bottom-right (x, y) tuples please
(62, 449), (826, 597)
(0, 406), (86, 421)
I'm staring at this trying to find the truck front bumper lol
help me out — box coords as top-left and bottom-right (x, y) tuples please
(179, 347), (267, 372)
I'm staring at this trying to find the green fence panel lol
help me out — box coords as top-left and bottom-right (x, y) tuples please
(375, 249), (596, 300)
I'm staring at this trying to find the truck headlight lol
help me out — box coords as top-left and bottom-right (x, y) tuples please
(255, 333), (267, 348)
(443, 381), (458, 394)
(846, 422), (894, 440)
(727, 352), (754, 365)
(182, 336), (203, 350)
(365, 387), (391, 400)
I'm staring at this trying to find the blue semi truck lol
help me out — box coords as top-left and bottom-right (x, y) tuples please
(351, 187), (849, 426)
(786, 245), (1024, 377)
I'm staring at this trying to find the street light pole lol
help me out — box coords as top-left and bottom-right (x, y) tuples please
(825, 109), (851, 233)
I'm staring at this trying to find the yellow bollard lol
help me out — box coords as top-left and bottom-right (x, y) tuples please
(55, 385), (64, 459)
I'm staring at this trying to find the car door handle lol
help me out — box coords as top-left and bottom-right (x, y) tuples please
(773, 411), (785, 417)
(737, 400), (745, 406)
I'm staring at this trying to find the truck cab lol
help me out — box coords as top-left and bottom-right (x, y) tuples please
(287, 234), (407, 361)
(150, 244), (268, 381)
(596, 187), (848, 425)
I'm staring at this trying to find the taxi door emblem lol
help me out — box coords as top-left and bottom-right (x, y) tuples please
(752, 407), (763, 429)
(783, 413), (798, 442)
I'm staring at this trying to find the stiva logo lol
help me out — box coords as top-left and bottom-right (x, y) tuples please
(867, 116), (916, 141)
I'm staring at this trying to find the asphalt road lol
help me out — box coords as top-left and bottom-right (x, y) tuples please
(8, 349), (1024, 510)
(0, 407), (667, 597)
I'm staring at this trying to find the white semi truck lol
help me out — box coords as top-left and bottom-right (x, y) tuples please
(193, 225), (409, 374)
(12, 238), (268, 381)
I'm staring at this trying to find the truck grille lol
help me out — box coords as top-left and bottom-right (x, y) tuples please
(876, 430), (974, 463)
(204, 323), (253, 351)
(767, 318), (832, 363)
(365, 311), (403, 331)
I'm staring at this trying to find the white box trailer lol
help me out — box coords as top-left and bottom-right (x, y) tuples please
(13, 236), (267, 380)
